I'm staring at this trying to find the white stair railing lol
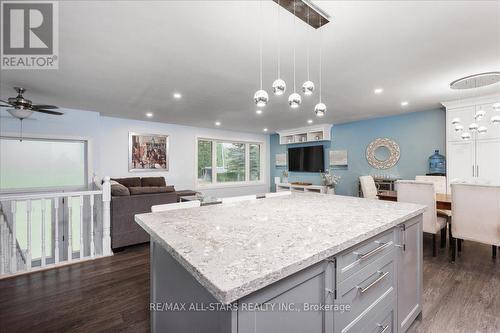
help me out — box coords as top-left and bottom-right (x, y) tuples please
(0, 177), (112, 278)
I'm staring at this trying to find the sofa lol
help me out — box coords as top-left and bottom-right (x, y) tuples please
(110, 176), (177, 250)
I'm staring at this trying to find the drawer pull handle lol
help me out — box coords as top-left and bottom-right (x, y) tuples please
(357, 271), (389, 294)
(354, 242), (390, 261)
(377, 323), (389, 333)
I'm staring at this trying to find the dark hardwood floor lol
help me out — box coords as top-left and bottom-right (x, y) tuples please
(1, 235), (499, 333)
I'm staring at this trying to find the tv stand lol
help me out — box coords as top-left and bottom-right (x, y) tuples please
(276, 182), (331, 194)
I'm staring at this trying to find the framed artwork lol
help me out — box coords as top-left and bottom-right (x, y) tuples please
(330, 150), (348, 166)
(275, 153), (287, 167)
(128, 132), (169, 171)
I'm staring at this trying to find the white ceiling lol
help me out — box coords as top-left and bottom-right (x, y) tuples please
(1, 0), (500, 133)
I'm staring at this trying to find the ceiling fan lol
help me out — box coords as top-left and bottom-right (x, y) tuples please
(0, 87), (63, 140)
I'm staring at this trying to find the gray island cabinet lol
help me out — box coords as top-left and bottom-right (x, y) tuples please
(136, 193), (425, 333)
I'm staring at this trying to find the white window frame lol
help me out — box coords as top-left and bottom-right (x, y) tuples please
(195, 136), (266, 189)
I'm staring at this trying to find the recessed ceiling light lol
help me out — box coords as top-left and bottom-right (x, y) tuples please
(401, 101), (409, 107)
(307, 119), (313, 124)
(374, 88), (383, 94)
(215, 121), (221, 126)
(263, 128), (268, 132)
(145, 112), (153, 118)
(173, 92), (182, 99)
(256, 109), (263, 115)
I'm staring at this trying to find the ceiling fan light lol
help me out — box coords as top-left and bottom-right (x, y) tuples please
(254, 90), (269, 107)
(288, 93), (302, 109)
(314, 103), (326, 117)
(302, 81), (315, 96)
(272, 79), (286, 96)
(7, 108), (33, 119)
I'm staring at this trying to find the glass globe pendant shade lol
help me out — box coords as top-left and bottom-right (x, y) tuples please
(493, 102), (500, 111)
(302, 81), (315, 96)
(469, 123), (479, 132)
(288, 93), (302, 109)
(272, 79), (286, 96)
(454, 124), (464, 132)
(254, 89), (269, 107)
(314, 103), (326, 117)
(478, 126), (488, 134)
(475, 109), (486, 121)
(451, 117), (461, 125)
(461, 132), (471, 140)
(491, 115), (500, 125)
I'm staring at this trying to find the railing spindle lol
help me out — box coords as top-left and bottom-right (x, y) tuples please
(102, 177), (112, 256)
(0, 219), (5, 275)
(90, 194), (95, 258)
(10, 201), (16, 273)
(67, 197), (72, 262)
(26, 200), (32, 271)
(79, 195), (84, 259)
(54, 198), (59, 264)
(41, 199), (46, 267)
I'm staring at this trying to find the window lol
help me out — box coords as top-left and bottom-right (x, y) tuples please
(0, 137), (87, 191)
(197, 138), (264, 186)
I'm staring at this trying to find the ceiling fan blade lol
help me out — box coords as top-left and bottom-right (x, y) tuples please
(0, 104), (11, 107)
(0, 99), (13, 105)
(33, 109), (64, 115)
(31, 104), (59, 109)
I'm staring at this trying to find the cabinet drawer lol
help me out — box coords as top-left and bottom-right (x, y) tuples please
(336, 229), (395, 282)
(335, 251), (396, 330)
(365, 304), (395, 333)
(338, 285), (395, 333)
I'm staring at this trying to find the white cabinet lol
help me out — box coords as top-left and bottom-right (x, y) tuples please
(443, 93), (500, 188)
(476, 139), (500, 182)
(447, 140), (475, 183)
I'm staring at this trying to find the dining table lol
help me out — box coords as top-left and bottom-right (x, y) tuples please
(377, 190), (452, 210)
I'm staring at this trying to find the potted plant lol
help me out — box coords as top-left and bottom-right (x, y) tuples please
(320, 169), (341, 194)
(282, 170), (289, 184)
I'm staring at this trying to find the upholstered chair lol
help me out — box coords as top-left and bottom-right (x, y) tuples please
(450, 183), (500, 262)
(397, 181), (447, 256)
(359, 176), (379, 199)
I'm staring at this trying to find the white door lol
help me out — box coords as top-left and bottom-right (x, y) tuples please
(476, 139), (500, 184)
(447, 140), (475, 189)
(446, 106), (474, 142)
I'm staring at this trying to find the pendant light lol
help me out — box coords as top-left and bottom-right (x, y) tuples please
(302, 7), (315, 96)
(314, 16), (326, 117)
(272, 0), (286, 96)
(254, 0), (269, 107)
(288, 0), (302, 109)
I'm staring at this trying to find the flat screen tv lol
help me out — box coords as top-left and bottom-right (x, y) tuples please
(288, 146), (325, 172)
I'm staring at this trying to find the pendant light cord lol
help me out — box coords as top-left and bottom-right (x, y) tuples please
(259, 0), (263, 89)
(306, 7), (310, 80)
(293, 0), (296, 92)
(319, 16), (323, 103)
(277, 0), (281, 78)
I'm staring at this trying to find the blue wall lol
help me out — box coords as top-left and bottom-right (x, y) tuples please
(270, 109), (446, 196)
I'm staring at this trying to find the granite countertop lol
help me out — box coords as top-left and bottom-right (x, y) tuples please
(135, 193), (425, 304)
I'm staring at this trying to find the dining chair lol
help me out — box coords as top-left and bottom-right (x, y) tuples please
(450, 183), (500, 262)
(397, 180), (447, 256)
(221, 194), (257, 204)
(265, 191), (292, 198)
(416, 175), (452, 244)
(415, 175), (447, 194)
(359, 176), (378, 199)
(151, 200), (201, 212)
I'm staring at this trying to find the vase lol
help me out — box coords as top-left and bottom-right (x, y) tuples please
(327, 187), (335, 195)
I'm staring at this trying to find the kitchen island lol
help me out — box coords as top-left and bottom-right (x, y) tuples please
(135, 193), (426, 333)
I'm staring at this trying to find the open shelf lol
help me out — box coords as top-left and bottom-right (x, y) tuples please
(277, 124), (332, 145)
